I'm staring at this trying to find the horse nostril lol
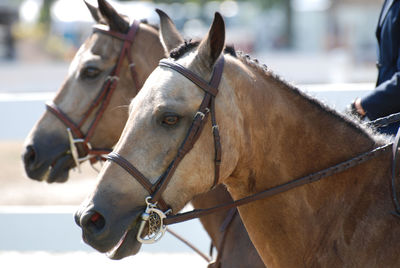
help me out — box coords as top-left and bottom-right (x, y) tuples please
(90, 212), (105, 230)
(80, 210), (106, 234)
(23, 145), (37, 167)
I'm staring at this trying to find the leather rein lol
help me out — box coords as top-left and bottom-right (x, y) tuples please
(106, 54), (400, 245)
(46, 21), (140, 171)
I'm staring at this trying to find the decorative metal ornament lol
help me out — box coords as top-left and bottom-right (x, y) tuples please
(137, 196), (171, 244)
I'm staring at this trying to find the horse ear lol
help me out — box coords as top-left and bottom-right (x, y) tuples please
(196, 12), (225, 69)
(97, 0), (129, 33)
(84, 0), (101, 23)
(156, 9), (184, 55)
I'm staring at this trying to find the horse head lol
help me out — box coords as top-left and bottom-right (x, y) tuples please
(22, 0), (163, 182)
(75, 10), (242, 259)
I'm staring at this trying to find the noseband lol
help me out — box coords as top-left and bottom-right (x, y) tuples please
(46, 21), (141, 170)
(106, 56), (225, 243)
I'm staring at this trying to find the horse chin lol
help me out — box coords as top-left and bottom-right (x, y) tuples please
(46, 155), (74, 183)
(106, 226), (142, 260)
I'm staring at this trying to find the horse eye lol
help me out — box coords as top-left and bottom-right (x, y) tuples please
(81, 67), (101, 79)
(162, 115), (179, 126)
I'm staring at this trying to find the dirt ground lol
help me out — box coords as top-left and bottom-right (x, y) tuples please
(0, 141), (99, 205)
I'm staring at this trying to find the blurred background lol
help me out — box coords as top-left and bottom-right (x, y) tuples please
(0, 0), (382, 267)
(1, 0), (382, 82)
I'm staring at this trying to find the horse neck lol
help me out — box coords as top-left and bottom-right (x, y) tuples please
(222, 56), (392, 266)
(224, 56), (379, 194)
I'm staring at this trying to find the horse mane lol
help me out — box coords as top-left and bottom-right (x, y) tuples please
(233, 51), (386, 143)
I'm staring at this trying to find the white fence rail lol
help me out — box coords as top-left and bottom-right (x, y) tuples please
(0, 83), (374, 140)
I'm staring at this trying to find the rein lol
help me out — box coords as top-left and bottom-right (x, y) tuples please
(165, 143), (392, 225)
(164, 114), (400, 225)
(46, 21), (141, 171)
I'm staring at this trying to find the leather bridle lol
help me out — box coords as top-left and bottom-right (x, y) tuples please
(46, 21), (141, 170)
(106, 56), (225, 243)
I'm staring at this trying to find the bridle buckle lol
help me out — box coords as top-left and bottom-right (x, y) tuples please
(137, 196), (172, 244)
(67, 128), (93, 172)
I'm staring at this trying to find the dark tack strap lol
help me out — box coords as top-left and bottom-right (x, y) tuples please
(151, 57), (225, 202)
(77, 78), (113, 129)
(46, 102), (84, 139)
(151, 95), (213, 204)
(210, 59), (224, 186)
(211, 97), (221, 187)
(164, 143), (392, 225)
(209, 57), (224, 89)
(210, 208), (237, 267)
(107, 152), (153, 193)
(166, 228), (211, 262)
(107, 152), (168, 211)
(366, 112), (400, 128)
(159, 57), (225, 97)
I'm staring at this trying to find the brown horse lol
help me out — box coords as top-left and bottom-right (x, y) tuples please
(22, 1), (163, 183)
(75, 10), (400, 267)
(22, 1), (263, 266)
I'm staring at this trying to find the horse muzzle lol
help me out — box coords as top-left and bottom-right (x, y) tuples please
(22, 138), (73, 183)
(74, 204), (143, 259)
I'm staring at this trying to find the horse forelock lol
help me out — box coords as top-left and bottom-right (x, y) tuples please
(170, 39), (200, 59)
(169, 39), (236, 60)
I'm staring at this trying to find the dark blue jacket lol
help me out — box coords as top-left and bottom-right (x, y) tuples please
(361, 0), (400, 135)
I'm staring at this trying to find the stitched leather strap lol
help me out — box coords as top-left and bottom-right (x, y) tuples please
(46, 101), (84, 139)
(212, 208), (237, 267)
(151, 57), (225, 203)
(107, 152), (153, 192)
(107, 152), (169, 211)
(164, 143), (392, 225)
(159, 59), (219, 97)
